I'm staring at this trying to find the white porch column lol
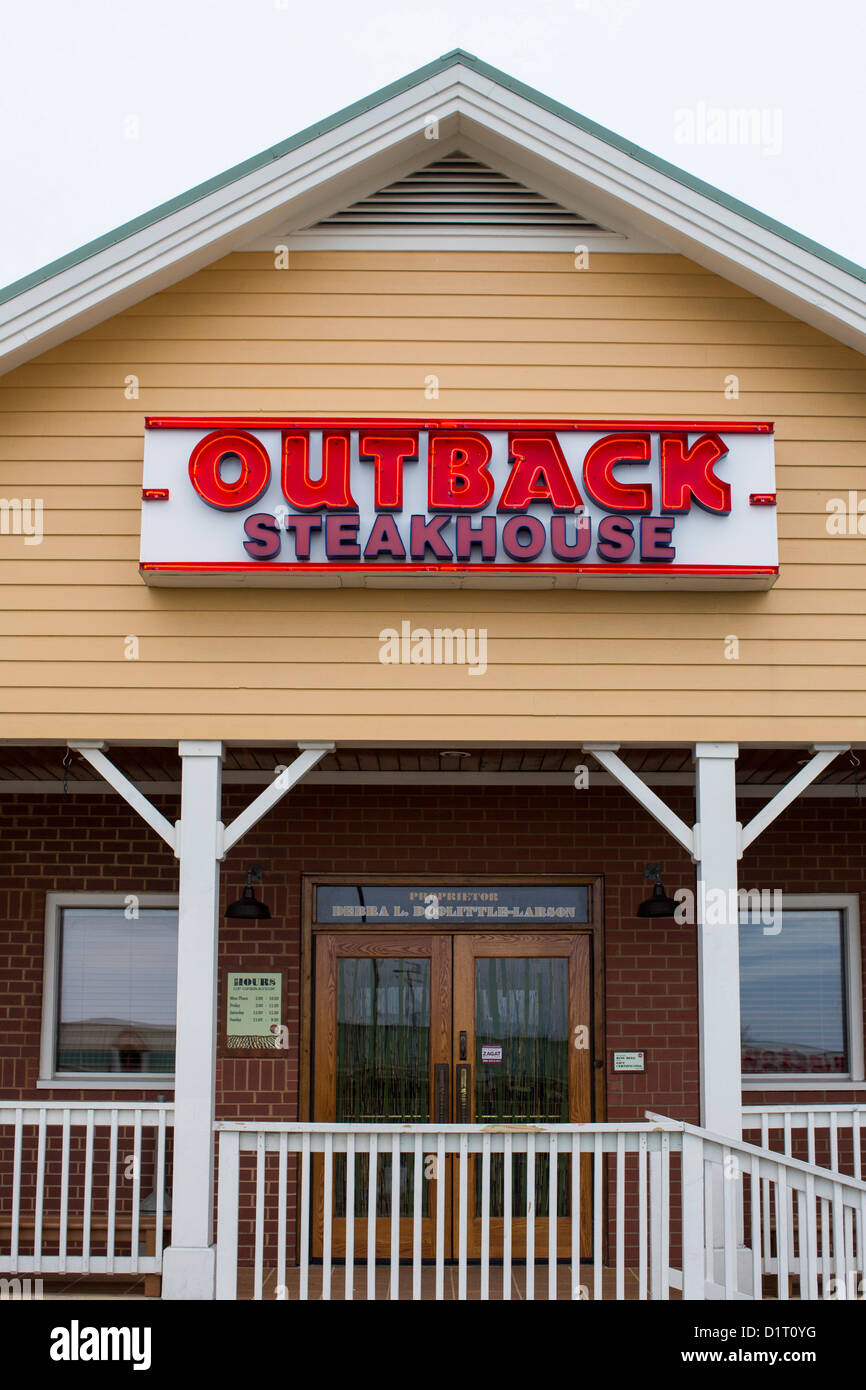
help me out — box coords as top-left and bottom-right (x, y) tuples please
(162, 740), (223, 1300)
(694, 742), (741, 1138)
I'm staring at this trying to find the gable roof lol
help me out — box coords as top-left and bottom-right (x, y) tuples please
(1, 48), (865, 372)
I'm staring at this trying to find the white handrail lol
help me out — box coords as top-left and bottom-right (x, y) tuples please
(743, 1103), (864, 1179)
(744, 1103), (865, 1114)
(666, 1114), (866, 1300)
(216, 1119), (685, 1134)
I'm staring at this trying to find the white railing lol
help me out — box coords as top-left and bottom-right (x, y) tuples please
(663, 1116), (866, 1300)
(740, 1105), (865, 1293)
(743, 1104), (864, 1179)
(0, 1102), (174, 1276)
(3, 1105), (863, 1298)
(215, 1119), (684, 1301)
(216, 1117), (866, 1301)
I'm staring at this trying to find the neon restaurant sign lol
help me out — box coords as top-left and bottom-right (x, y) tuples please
(140, 417), (778, 588)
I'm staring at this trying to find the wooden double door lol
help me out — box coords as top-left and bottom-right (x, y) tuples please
(313, 930), (592, 1261)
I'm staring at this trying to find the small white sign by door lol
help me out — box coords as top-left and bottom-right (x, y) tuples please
(613, 1051), (645, 1072)
(481, 1045), (503, 1063)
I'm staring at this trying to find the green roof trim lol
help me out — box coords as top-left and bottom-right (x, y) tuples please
(2, 46), (864, 309)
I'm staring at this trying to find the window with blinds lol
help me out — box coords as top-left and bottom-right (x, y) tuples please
(739, 908), (849, 1075)
(56, 906), (178, 1074)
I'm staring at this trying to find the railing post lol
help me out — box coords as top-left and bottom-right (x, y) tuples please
(649, 1140), (663, 1299)
(681, 1132), (705, 1299)
(215, 1130), (240, 1301)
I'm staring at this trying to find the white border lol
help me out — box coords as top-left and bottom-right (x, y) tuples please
(39, 891), (179, 1088)
(741, 893), (864, 1091)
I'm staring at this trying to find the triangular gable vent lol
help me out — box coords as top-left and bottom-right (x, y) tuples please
(255, 151), (635, 251)
(313, 153), (603, 231)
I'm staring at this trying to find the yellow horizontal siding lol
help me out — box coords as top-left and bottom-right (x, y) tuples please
(75, 316), (844, 346)
(123, 294), (791, 321)
(0, 690), (862, 716)
(0, 612), (865, 640)
(4, 587), (866, 616)
(0, 403), (863, 431)
(0, 248), (863, 742)
(32, 342), (863, 369)
(8, 366), (865, 392)
(173, 267), (757, 294)
(1, 636), (866, 664)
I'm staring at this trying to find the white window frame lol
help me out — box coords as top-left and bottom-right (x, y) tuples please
(740, 893), (865, 1092)
(39, 891), (179, 1090)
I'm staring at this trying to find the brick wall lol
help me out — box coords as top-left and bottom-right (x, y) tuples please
(4, 783), (863, 1111)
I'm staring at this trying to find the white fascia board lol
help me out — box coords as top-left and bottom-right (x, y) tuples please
(450, 73), (866, 350)
(2, 62), (864, 375)
(243, 134), (466, 249)
(454, 132), (666, 252)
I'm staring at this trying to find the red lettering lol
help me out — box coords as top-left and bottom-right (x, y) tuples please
(358, 434), (418, 510)
(582, 434), (652, 512)
(188, 429), (270, 511)
(499, 433), (582, 511)
(660, 432), (730, 513)
(428, 432), (494, 511)
(281, 431), (356, 510)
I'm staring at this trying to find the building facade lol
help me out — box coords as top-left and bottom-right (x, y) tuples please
(1, 51), (865, 1302)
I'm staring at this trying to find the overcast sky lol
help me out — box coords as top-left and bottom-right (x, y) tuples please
(1, 0), (863, 289)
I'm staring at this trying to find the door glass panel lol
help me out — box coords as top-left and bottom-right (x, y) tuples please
(334, 957), (430, 1217)
(475, 957), (570, 1217)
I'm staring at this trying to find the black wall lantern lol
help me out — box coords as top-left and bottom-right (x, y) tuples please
(636, 863), (678, 919)
(225, 864), (272, 920)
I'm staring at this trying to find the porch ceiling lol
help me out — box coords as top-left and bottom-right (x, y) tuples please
(0, 743), (860, 793)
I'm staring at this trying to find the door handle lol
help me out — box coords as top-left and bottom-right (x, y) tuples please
(456, 1064), (471, 1123)
(434, 1063), (450, 1123)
